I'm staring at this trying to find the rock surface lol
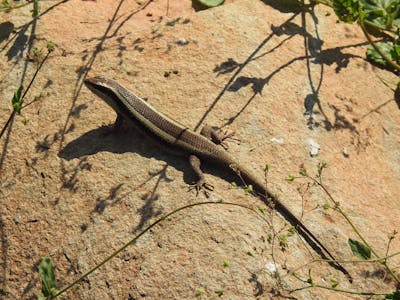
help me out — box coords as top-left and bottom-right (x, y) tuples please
(0, 0), (399, 299)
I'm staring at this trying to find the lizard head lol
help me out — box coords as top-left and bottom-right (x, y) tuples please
(84, 76), (126, 114)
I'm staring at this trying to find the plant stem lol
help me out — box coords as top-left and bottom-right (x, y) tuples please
(22, 51), (50, 100)
(51, 201), (261, 298)
(290, 278), (390, 296)
(309, 176), (400, 283)
(360, 19), (400, 72)
(286, 250), (400, 278)
(0, 50), (51, 141)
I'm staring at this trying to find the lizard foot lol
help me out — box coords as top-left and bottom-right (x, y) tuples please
(188, 179), (214, 197)
(217, 129), (239, 150)
(200, 125), (240, 150)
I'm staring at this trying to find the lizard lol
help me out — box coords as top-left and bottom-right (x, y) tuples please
(84, 76), (352, 281)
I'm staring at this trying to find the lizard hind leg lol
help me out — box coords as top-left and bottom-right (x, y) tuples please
(188, 154), (214, 197)
(200, 125), (238, 150)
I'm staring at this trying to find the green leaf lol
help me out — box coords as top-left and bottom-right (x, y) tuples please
(196, 0), (224, 8)
(366, 41), (399, 66)
(392, 17), (400, 27)
(348, 238), (371, 260)
(1, 0), (10, 8)
(279, 234), (288, 251)
(330, 278), (339, 288)
(394, 290), (400, 300)
(46, 40), (56, 52)
(267, 234), (273, 243)
(31, 0), (40, 17)
(394, 44), (400, 56)
(286, 174), (295, 182)
(385, 290), (400, 299)
(244, 184), (253, 194)
(333, 0), (361, 23)
(12, 85), (24, 114)
(317, 161), (328, 173)
(299, 165), (307, 176)
(1, 0), (11, 9)
(39, 257), (57, 297)
(362, 0), (400, 28)
(288, 226), (296, 236)
(322, 203), (330, 210)
(215, 290), (224, 297)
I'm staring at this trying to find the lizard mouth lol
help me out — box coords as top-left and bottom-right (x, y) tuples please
(83, 77), (124, 114)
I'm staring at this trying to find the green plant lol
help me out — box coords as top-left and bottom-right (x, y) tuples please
(195, 288), (203, 296)
(37, 161), (400, 298)
(194, 0), (224, 9)
(246, 251), (254, 257)
(286, 162), (400, 298)
(38, 257), (59, 300)
(278, 234), (289, 251)
(348, 238), (371, 260)
(0, 41), (55, 141)
(1, 0), (40, 16)
(222, 259), (230, 267)
(317, 0), (400, 72)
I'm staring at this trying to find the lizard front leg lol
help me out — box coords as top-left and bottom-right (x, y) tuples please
(101, 113), (126, 136)
(188, 126), (236, 196)
(200, 125), (238, 150)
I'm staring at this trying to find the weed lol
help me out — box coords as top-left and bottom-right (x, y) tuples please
(318, 0), (400, 72)
(38, 257), (58, 300)
(0, 0), (40, 17)
(0, 41), (55, 141)
(286, 162), (400, 298)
